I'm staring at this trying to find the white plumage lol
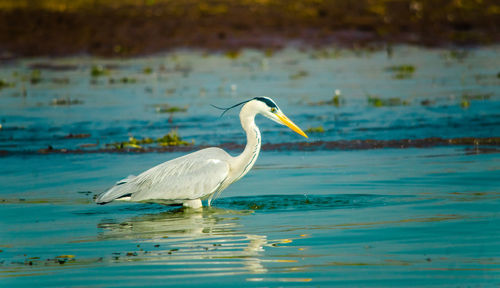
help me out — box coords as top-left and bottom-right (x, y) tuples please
(95, 97), (307, 208)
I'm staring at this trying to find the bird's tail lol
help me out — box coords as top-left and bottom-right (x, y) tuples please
(95, 175), (136, 204)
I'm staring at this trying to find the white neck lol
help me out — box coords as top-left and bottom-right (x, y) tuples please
(232, 105), (262, 181)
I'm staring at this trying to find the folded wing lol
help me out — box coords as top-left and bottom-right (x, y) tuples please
(96, 148), (231, 204)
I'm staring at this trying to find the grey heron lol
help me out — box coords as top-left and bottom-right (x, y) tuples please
(95, 97), (308, 208)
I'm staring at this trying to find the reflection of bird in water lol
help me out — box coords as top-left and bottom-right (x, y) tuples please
(96, 97), (307, 208)
(98, 208), (268, 273)
(98, 207), (244, 239)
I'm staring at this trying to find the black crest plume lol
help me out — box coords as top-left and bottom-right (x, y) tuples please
(211, 99), (252, 117)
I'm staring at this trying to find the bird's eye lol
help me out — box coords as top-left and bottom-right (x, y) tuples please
(271, 108), (277, 113)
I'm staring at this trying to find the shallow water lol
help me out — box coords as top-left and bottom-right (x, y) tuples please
(0, 46), (499, 286)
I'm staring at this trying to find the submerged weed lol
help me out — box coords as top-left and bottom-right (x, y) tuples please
(51, 97), (83, 106)
(0, 79), (15, 89)
(386, 65), (415, 79)
(460, 100), (470, 108)
(367, 95), (409, 107)
(290, 70), (309, 80)
(225, 50), (241, 59)
(91, 65), (110, 77)
(30, 69), (42, 84)
(305, 126), (325, 133)
(310, 90), (344, 107)
(156, 130), (191, 146)
(154, 104), (188, 114)
(106, 130), (192, 150)
(461, 92), (492, 101)
(109, 77), (137, 84)
(442, 49), (469, 62)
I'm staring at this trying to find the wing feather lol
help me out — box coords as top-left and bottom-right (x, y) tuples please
(96, 148), (231, 204)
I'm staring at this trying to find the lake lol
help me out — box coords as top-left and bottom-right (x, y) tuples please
(0, 45), (499, 287)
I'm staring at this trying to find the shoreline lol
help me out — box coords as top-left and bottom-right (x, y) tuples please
(1, 1), (498, 58)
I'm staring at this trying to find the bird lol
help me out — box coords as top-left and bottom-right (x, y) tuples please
(95, 97), (308, 208)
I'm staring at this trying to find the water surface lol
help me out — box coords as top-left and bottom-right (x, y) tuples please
(0, 46), (499, 287)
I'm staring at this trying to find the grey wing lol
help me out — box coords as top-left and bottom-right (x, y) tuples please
(96, 148), (231, 204)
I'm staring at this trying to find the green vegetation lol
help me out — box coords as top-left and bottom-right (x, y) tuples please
(91, 65), (110, 77)
(143, 67), (153, 74)
(30, 69), (42, 84)
(264, 48), (274, 57)
(310, 49), (342, 59)
(367, 95), (409, 107)
(443, 50), (469, 61)
(462, 92), (492, 101)
(106, 130), (192, 149)
(386, 65), (416, 79)
(109, 77), (137, 84)
(331, 95), (341, 107)
(290, 70), (309, 80)
(225, 50), (240, 59)
(51, 97), (83, 106)
(420, 99), (435, 106)
(154, 104), (188, 114)
(312, 94), (344, 107)
(460, 100), (470, 108)
(52, 77), (70, 85)
(0, 79), (15, 89)
(157, 130), (191, 146)
(305, 126), (325, 133)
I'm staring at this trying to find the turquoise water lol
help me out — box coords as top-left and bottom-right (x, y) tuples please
(0, 46), (499, 286)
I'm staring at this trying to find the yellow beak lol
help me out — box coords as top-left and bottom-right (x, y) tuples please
(276, 112), (308, 138)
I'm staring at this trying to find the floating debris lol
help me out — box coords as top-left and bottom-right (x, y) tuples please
(442, 49), (469, 61)
(79, 143), (98, 148)
(157, 130), (191, 147)
(52, 77), (70, 84)
(460, 100), (470, 108)
(64, 133), (91, 139)
(311, 89), (344, 106)
(309, 49), (341, 59)
(386, 65), (416, 79)
(461, 92), (492, 101)
(29, 63), (78, 71)
(305, 126), (325, 133)
(367, 95), (409, 107)
(420, 99), (435, 106)
(225, 50), (241, 59)
(30, 69), (42, 84)
(0, 79), (15, 89)
(105, 130), (192, 150)
(51, 97), (84, 106)
(289, 70), (309, 80)
(55, 255), (75, 265)
(91, 65), (110, 77)
(154, 104), (188, 114)
(109, 77), (137, 84)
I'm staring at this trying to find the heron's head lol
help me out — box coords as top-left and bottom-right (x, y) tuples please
(251, 97), (308, 138)
(212, 97), (308, 138)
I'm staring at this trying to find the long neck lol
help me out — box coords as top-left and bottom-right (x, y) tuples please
(233, 110), (261, 181)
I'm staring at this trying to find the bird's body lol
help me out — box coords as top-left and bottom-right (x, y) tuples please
(96, 97), (307, 208)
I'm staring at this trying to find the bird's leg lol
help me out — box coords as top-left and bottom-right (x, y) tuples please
(183, 199), (202, 209)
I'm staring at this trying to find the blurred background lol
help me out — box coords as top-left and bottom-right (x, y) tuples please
(0, 0), (498, 57)
(0, 1), (499, 287)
